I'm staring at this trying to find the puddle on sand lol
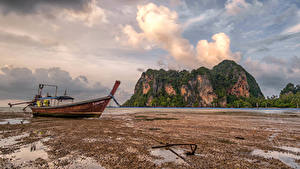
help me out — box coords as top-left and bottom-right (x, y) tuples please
(0, 118), (30, 125)
(251, 149), (300, 169)
(278, 146), (300, 153)
(0, 133), (29, 147)
(0, 137), (50, 167)
(150, 148), (186, 165)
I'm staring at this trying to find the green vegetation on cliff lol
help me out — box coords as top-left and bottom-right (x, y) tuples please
(123, 60), (265, 107)
(211, 60), (263, 99)
(201, 83), (300, 108)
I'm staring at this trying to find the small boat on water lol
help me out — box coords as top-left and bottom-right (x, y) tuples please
(8, 81), (121, 118)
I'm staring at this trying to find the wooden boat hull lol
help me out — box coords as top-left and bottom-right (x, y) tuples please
(32, 111), (103, 118)
(30, 97), (110, 117)
(30, 81), (120, 118)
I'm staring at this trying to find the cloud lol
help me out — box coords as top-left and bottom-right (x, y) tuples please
(290, 55), (300, 70)
(196, 33), (241, 67)
(225, 0), (250, 15)
(0, 0), (89, 14)
(244, 56), (300, 96)
(246, 32), (300, 52)
(0, 0), (107, 27)
(225, 0), (263, 16)
(0, 66), (109, 101)
(243, 57), (286, 96)
(136, 68), (145, 72)
(183, 9), (221, 30)
(168, 0), (183, 7)
(136, 3), (198, 67)
(122, 3), (240, 68)
(62, 0), (107, 27)
(122, 3), (198, 67)
(122, 25), (147, 49)
(183, 14), (205, 29)
(0, 28), (59, 47)
(283, 23), (300, 34)
(261, 55), (285, 65)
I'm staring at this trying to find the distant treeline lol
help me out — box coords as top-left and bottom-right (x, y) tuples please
(227, 83), (300, 108)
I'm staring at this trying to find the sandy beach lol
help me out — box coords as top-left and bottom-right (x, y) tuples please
(0, 108), (300, 169)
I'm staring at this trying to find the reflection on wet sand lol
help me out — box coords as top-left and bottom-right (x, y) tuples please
(251, 149), (300, 169)
(0, 118), (30, 125)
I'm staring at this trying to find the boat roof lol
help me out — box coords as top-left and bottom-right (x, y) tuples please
(38, 96), (74, 100)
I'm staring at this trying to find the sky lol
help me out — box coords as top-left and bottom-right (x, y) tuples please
(0, 0), (300, 106)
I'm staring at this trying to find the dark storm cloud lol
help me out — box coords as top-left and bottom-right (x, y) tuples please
(243, 55), (300, 96)
(257, 73), (287, 91)
(0, 66), (109, 101)
(244, 63), (285, 96)
(0, 0), (91, 14)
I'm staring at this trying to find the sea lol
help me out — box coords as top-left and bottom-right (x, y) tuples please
(1, 107), (300, 115)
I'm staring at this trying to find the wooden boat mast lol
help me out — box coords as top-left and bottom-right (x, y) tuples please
(110, 80), (121, 96)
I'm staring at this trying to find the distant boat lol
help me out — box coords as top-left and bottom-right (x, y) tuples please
(9, 81), (121, 118)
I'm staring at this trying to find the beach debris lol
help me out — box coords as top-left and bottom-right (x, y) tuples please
(152, 143), (197, 156)
(148, 127), (161, 131)
(31, 143), (37, 151)
(235, 136), (245, 140)
(148, 135), (197, 167)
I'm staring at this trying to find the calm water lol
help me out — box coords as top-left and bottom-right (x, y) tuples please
(104, 107), (300, 115)
(1, 107), (300, 115)
(0, 107), (27, 112)
(0, 118), (30, 125)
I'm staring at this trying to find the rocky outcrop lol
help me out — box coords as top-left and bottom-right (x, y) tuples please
(228, 72), (250, 97)
(141, 74), (152, 94)
(165, 84), (176, 95)
(196, 75), (217, 106)
(180, 85), (190, 102)
(182, 75), (217, 106)
(124, 60), (264, 107)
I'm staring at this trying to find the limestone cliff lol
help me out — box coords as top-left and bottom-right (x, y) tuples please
(124, 60), (264, 107)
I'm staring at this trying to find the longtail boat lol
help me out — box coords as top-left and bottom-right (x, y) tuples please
(8, 81), (121, 118)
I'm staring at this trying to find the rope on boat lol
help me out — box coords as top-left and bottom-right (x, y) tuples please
(109, 94), (121, 107)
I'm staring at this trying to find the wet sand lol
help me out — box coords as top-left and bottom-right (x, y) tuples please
(0, 108), (300, 169)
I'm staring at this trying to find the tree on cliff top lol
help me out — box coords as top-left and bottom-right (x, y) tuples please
(280, 83), (300, 95)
